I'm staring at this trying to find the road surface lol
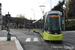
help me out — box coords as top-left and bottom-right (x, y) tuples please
(0, 29), (75, 50)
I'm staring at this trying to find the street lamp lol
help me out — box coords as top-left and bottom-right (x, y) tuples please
(31, 9), (35, 20)
(63, 7), (65, 30)
(39, 5), (45, 15)
(5, 12), (11, 41)
(39, 5), (45, 31)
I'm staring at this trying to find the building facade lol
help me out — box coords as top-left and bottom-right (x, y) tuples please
(0, 3), (2, 30)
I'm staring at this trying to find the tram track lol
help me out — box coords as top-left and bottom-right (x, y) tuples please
(35, 32), (63, 50)
(34, 32), (53, 50)
(54, 37), (75, 50)
(48, 41), (75, 50)
(35, 32), (50, 50)
(62, 32), (75, 50)
(40, 36), (63, 50)
(40, 37), (75, 50)
(63, 40), (75, 46)
(33, 31), (75, 50)
(62, 41), (75, 50)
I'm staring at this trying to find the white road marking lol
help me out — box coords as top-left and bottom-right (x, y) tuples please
(31, 31), (33, 32)
(64, 45), (73, 50)
(0, 38), (5, 41)
(41, 38), (44, 41)
(34, 38), (38, 41)
(2, 30), (7, 32)
(0, 37), (17, 41)
(25, 38), (39, 42)
(63, 43), (75, 50)
(15, 38), (23, 50)
(26, 38), (31, 42)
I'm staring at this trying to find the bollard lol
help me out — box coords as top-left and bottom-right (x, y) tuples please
(7, 34), (11, 41)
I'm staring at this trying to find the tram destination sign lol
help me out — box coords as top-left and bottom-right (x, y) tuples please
(49, 15), (59, 17)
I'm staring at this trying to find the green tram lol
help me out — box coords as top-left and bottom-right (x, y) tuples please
(33, 11), (63, 41)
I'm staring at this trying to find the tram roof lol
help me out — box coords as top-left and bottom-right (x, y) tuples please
(44, 11), (62, 16)
(33, 11), (62, 23)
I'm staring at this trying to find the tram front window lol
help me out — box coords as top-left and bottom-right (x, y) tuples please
(48, 15), (60, 31)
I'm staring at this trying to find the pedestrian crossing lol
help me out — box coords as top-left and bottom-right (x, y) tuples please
(1, 30), (7, 32)
(0, 37), (17, 41)
(34, 38), (38, 41)
(0, 37), (43, 42)
(26, 38), (31, 42)
(25, 38), (41, 42)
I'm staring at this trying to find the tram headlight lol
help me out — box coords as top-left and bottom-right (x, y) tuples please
(47, 31), (50, 33)
(60, 31), (62, 34)
(47, 31), (52, 34)
(55, 33), (57, 35)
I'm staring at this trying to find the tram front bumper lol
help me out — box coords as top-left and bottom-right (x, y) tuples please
(43, 31), (63, 41)
(48, 34), (63, 41)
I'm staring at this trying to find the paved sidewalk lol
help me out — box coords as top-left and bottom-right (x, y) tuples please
(0, 37), (23, 50)
(0, 30), (23, 50)
(0, 41), (17, 50)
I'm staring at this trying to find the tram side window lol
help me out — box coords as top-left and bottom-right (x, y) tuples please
(45, 17), (48, 31)
(48, 17), (52, 31)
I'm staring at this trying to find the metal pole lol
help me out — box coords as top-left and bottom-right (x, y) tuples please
(33, 10), (35, 20)
(66, 10), (68, 26)
(8, 19), (9, 34)
(24, 21), (25, 28)
(6, 12), (11, 41)
(50, 0), (52, 10)
(39, 5), (45, 31)
(63, 9), (65, 30)
(31, 9), (35, 20)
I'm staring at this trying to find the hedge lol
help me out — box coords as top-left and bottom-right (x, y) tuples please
(65, 24), (75, 30)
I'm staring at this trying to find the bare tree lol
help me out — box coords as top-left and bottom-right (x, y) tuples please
(14, 14), (29, 28)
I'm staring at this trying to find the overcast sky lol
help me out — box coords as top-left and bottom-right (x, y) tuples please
(0, 0), (62, 20)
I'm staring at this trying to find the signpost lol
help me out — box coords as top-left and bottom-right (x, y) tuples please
(5, 12), (11, 41)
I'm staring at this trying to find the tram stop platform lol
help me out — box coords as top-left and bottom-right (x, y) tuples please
(0, 37), (23, 50)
